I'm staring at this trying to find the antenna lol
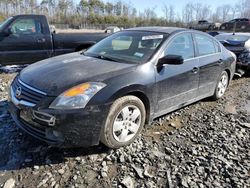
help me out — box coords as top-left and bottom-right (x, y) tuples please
(233, 21), (236, 35)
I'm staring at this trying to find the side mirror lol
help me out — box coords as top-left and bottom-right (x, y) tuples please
(157, 55), (184, 69)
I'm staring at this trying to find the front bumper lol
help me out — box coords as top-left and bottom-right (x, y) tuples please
(8, 101), (111, 148)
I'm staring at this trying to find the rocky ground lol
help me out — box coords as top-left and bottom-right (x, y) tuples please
(0, 67), (249, 188)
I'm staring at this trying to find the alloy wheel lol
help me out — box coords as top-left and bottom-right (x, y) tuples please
(112, 105), (141, 143)
(217, 73), (228, 98)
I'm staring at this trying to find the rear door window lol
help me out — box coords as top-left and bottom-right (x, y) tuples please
(194, 34), (216, 56)
(214, 41), (221, 53)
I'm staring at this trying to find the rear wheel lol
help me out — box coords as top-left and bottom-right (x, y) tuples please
(220, 26), (226, 30)
(212, 71), (229, 100)
(241, 25), (246, 29)
(100, 96), (146, 149)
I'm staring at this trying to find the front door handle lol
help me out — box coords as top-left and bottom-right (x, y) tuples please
(37, 38), (46, 43)
(192, 67), (199, 73)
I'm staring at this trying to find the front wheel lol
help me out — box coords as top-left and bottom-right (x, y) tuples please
(100, 96), (146, 149)
(212, 71), (229, 100)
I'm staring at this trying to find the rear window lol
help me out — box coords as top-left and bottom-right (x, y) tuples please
(215, 35), (250, 42)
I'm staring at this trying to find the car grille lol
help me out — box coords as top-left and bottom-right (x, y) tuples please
(12, 78), (47, 105)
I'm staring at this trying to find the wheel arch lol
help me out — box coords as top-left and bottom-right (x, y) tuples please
(224, 68), (232, 82)
(126, 91), (151, 124)
(108, 86), (152, 125)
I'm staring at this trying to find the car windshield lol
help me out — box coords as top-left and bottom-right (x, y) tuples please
(215, 34), (250, 42)
(0, 17), (13, 31)
(84, 31), (168, 64)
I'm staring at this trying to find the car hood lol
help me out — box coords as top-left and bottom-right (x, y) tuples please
(19, 52), (137, 96)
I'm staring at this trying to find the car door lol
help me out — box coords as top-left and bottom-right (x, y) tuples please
(0, 17), (52, 65)
(193, 33), (223, 97)
(201, 22), (206, 30)
(155, 32), (199, 116)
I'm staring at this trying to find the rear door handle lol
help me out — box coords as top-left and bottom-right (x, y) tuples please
(37, 38), (46, 43)
(192, 67), (199, 73)
(218, 59), (223, 63)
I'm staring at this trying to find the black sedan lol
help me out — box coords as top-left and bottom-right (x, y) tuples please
(8, 27), (236, 148)
(220, 18), (250, 32)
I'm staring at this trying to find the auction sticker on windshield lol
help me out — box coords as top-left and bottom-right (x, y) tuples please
(142, 35), (163, 40)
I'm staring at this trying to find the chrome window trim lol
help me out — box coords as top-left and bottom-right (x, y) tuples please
(18, 79), (47, 96)
(152, 30), (223, 65)
(184, 52), (222, 62)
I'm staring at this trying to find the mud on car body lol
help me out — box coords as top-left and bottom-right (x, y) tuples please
(216, 33), (250, 76)
(8, 27), (236, 148)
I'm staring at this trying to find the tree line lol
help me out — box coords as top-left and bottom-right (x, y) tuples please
(0, 0), (250, 28)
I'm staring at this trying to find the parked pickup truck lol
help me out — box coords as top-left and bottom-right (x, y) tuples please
(0, 14), (109, 65)
(189, 20), (221, 31)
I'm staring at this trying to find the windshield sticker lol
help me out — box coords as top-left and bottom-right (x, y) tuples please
(134, 52), (144, 58)
(142, 35), (163, 40)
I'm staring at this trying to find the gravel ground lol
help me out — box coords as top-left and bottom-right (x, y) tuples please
(0, 68), (249, 188)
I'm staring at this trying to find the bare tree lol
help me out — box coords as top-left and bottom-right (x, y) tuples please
(221, 5), (232, 22)
(238, 0), (250, 17)
(182, 3), (194, 23)
(193, 3), (202, 21)
(200, 5), (211, 20)
(162, 3), (169, 22)
(169, 5), (175, 22)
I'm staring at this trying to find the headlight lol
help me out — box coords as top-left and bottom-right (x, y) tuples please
(49, 82), (106, 109)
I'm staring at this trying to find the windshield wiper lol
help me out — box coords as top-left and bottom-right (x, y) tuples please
(85, 53), (118, 62)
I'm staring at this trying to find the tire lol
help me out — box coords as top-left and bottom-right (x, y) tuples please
(100, 95), (146, 149)
(211, 71), (229, 100)
(220, 26), (226, 30)
(241, 25), (246, 29)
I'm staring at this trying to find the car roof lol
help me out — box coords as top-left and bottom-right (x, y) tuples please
(233, 18), (249, 20)
(125, 27), (187, 34)
(13, 14), (45, 18)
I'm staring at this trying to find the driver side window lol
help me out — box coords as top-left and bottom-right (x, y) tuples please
(10, 18), (42, 35)
(165, 33), (194, 60)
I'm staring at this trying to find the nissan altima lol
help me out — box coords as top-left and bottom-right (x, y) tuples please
(8, 27), (236, 148)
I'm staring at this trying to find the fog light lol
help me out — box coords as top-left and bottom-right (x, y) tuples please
(32, 110), (56, 126)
